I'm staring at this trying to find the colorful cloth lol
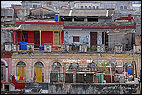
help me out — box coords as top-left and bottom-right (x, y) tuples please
(19, 76), (23, 80)
(17, 76), (20, 80)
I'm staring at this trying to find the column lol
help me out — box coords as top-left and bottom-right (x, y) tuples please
(97, 32), (102, 45)
(40, 30), (41, 46)
(13, 30), (17, 44)
(72, 17), (74, 22)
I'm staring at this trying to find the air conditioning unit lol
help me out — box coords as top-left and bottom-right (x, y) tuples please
(4, 42), (12, 51)
(44, 44), (52, 52)
(114, 44), (123, 53)
(27, 43), (34, 51)
(97, 44), (105, 52)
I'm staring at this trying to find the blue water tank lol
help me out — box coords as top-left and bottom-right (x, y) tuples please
(40, 46), (44, 50)
(54, 14), (59, 21)
(18, 41), (28, 50)
(128, 68), (132, 75)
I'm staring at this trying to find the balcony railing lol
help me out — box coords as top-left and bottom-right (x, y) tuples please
(2, 42), (140, 54)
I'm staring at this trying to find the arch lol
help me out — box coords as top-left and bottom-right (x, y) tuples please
(16, 61), (26, 82)
(34, 61), (44, 67)
(1, 59), (8, 82)
(34, 61), (44, 82)
(52, 62), (62, 72)
(50, 62), (63, 82)
(120, 6), (123, 9)
(68, 63), (79, 72)
(124, 6), (127, 9)
(17, 61), (26, 66)
(1, 58), (8, 66)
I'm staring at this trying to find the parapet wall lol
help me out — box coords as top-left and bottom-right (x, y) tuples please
(48, 83), (139, 94)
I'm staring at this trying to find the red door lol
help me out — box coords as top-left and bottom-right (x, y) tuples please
(90, 32), (97, 47)
(34, 31), (40, 48)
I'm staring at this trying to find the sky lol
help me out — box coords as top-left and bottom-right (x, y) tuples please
(1, 1), (22, 8)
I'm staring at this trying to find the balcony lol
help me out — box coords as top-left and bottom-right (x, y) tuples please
(2, 42), (140, 55)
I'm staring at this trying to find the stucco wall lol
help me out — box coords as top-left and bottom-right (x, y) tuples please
(64, 31), (90, 47)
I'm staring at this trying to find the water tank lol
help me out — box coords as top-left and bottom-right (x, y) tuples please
(54, 14), (59, 21)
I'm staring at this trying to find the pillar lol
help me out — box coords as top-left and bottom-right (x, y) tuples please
(40, 30), (41, 46)
(72, 17), (74, 22)
(97, 32), (102, 45)
(13, 30), (17, 44)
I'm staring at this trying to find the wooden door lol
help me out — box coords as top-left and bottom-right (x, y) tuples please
(34, 31), (40, 48)
(36, 67), (42, 82)
(18, 66), (25, 82)
(90, 32), (97, 47)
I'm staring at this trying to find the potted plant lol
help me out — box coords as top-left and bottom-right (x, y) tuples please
(18, 50), (22, 54)
(91, 45), (97, 51)
(9, 50), (16, 54)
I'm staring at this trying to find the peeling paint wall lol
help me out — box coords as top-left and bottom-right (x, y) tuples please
(1, 30), (13, 45)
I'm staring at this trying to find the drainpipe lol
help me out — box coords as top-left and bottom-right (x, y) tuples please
(40, 30), (41, 46)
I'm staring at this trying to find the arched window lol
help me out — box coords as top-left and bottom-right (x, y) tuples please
(16, 61), (26, 82)
(120, 6), (123, 9)
(52, 62), (62, 72)
(68, 63), (79, 72)
(1, 62), (5, 81)
(34, 62), (44, 82)
(124, 6), (127, 9)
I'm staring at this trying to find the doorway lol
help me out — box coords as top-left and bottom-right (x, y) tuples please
(34, 31), (40, 48)
(90, 32), (97, 47)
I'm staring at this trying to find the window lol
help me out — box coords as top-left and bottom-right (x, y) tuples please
(33, 5), (37, 8)
(93, 6), (96, 9)
(74, 16), (84, 21)
(120, 6), (123, 9)
(96, 6), (99, 9)
(52, 62), (61, 72)
(81, 6), (83, 9)
(69, 63), (79, 71)
(89, 6), (91, 9)
(124, 6), (127, 9)
(87, 16), (98, 22)
(73, 36), (80, 42)
(85, 6), (87, 8)
(60, 16), (72, 21)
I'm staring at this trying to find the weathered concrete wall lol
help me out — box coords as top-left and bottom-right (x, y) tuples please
(12, 53), (141, 83)
(48, 83), (139, 94)
(1, 30), (13, 45)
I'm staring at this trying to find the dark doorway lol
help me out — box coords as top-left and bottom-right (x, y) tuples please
(34, 31), (40, 48)
(5, 85), (9, 91)
(22, 31), (28, 42)
(105, 32), (108, 46)
(90, 32), (97, 47)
